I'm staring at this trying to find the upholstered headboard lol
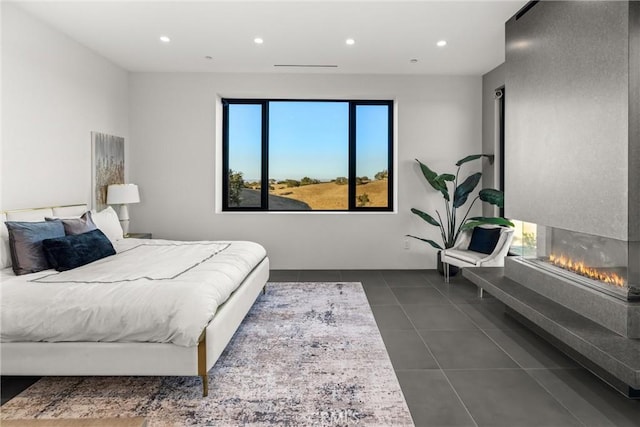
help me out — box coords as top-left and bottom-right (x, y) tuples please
(1, 204), (88, 269)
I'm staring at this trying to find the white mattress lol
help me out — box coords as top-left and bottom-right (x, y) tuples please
(0, 239), (267, 347)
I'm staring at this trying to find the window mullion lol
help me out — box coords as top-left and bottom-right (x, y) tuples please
(261, 101), (269, 210)
(387, 101), (394, 210)
(348, 102), (356, 211)
(222, 100), (230, 211)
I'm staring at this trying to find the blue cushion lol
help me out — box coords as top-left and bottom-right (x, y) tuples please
(5, 220), (65, 275)
(468, 227), (502, 255)
(42, 229), (116, 271)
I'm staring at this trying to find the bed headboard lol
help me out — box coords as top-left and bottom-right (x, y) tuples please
(1, 204), (88, 269)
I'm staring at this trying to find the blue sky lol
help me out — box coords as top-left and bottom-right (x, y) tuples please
(228, 101), (388, 182)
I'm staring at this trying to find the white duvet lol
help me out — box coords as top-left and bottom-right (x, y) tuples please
(0, 239), (267, 347)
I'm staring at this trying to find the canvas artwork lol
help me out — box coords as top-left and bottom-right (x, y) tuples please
(91, 132), (124, 211)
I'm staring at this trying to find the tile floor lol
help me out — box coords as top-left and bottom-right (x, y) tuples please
(274, 270), (640, 427)
(2, 269), (640, 426)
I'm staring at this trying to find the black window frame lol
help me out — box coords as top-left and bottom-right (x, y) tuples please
(222, 98), (394, 212)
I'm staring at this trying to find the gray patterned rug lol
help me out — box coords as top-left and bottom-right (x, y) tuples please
(1, 282), (414, 426)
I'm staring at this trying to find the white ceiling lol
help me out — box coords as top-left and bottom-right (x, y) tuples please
(12, 0), (527, 75)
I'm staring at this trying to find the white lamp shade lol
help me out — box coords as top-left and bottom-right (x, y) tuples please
(106, 184), (140, 205)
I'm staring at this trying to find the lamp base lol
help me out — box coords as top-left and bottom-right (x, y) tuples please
(120, 219), (130, 237)
(117, 204), (130, 237)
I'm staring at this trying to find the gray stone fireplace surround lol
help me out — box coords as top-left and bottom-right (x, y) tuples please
(470, 1), (640, 398)
(505, 1), (640, 249)
(505, 257), (640, 339)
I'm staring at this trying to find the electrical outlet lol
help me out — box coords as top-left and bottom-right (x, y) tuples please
(403, 239), (410, 250)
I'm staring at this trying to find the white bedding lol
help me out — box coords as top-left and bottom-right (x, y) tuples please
(0, 239), (267, 347)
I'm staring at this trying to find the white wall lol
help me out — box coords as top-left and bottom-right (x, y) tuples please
(130, 73), (482, 269)
(1, 3), (129, 210)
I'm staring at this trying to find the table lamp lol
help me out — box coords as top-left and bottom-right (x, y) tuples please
(106, 184), (140, 236)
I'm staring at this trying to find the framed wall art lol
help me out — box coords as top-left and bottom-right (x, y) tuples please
(91, 131), (125, 211)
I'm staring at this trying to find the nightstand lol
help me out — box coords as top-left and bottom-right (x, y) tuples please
(125, 233), (152, 239)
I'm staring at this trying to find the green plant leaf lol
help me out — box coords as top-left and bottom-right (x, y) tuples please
(455, 154), (494, 167)
(437, 173), (456, 182)
(406, 235), (443, 250)
(416, 159), (449, 191)
(453, 172), (481, 208)
(461, 216), (515, 231)
(416, 159), (451, 201)
(416, 159), (441, 190)
(467, 216), (514, 226)
(410, 208), (440, 227)
(478, 188), (504, 207)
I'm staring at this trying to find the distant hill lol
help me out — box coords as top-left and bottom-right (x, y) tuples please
(270, 180), (388, 209)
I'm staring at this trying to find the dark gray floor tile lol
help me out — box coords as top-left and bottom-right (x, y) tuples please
(381, 270), (431, 288)
(456, 302), (525, 330)
(484, 328), (578, 369)
(340, 270), (387, 287)
(371, 305), (414, 330)
(433, 280), (497, 304)
(396, 370), (475, 426)
(420, 330), (518, 369)
(1, 376), (40, 405)
(364, 285), (399, 306)
(423, 269), (467, 286)
(379, 330), (439, 370)
(392, 287), (449, 305)
(298, 270), (341, 282)
(268, 269), (300, 282)
(422, 269), (446, 286)
(446, 369), (582, 427)
(404, 304), (478, 331)
(528, 368), (640, 427)
(361, 281), (388, 290)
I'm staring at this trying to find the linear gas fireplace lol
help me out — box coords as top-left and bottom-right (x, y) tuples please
(505, 223), (640, 339)
(519, 226), (636, 301)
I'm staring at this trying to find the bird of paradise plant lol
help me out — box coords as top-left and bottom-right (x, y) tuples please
(408, 154), (513, 250)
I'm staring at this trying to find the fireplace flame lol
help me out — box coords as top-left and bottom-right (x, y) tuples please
(548, 253), (626, 288)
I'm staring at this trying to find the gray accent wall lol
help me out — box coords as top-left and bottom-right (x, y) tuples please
(628, 2), (640, 286)
(505, 1), (630, 241)
(481, 63), (505, 217)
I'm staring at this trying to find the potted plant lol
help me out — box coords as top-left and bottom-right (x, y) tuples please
(407, 154), (513, 275)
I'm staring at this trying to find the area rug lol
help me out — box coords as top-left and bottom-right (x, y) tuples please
(1, 282), (414, 426)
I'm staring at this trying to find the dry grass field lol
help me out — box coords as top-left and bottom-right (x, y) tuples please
(268, 179), (388, 209)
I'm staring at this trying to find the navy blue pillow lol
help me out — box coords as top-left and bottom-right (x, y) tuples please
(42, 229), (116, 271)
(5, 220), (65, 275)
(468, 227), (502, 255)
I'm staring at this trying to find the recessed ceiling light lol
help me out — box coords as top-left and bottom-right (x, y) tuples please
(254, 37), (264, 44)
(159, 36), (171, 43)
(436, 40), (447, 47)
(410, 59), (418, 63)
(346, 38), (355, 45)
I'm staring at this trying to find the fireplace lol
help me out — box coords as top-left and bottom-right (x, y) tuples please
(517, 225), (637, 301)
(505, 222), (640, 340)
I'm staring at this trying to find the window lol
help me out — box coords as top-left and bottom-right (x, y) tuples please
(222, 99), (393, 211)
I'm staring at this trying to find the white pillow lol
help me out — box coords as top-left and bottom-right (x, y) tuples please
(1, 213), (11, 268)
(90, 206), (124, 242)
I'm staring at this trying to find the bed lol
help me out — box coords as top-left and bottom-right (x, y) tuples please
(0, 204), (270, 396)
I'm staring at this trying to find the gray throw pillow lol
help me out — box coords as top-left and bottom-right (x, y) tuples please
(5, 220), (65, 275)
(46, 211), (97, 235)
